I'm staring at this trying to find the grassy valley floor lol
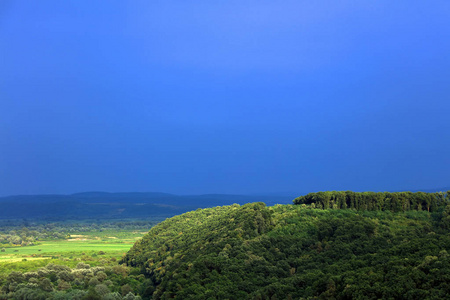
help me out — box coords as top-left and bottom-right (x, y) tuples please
(0, 228), (149, 274)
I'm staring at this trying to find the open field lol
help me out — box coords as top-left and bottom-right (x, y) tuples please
(0, 230), (145, 264)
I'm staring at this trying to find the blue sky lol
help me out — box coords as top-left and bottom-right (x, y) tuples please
(1, 1), (449, 196)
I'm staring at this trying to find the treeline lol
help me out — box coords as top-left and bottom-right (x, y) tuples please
(293, 191), (450, 212)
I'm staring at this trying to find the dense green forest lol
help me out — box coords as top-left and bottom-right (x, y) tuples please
(293, 191), (450, 212)
(0, 261), (145, 299)
(2, 192), (450, 299)
(122, 199), (450, 299)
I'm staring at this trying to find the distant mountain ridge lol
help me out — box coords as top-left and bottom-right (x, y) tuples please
(2, 188), (448, 220)
(400, 186), (450, 193)
(0, 192), (292, 220)
(70, 191), (177, 198)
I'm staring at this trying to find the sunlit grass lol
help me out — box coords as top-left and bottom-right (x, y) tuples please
(0, 229), (146, 264)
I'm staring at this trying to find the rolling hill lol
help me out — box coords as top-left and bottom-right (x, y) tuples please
(121, 196), (450, 299)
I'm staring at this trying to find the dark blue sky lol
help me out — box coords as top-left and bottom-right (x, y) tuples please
(1, 1), (449, 196)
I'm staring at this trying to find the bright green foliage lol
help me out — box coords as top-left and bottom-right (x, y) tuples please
(0, 260), (143, 299)
(121, 202), (450, 299)
(293, 191), (450, 212)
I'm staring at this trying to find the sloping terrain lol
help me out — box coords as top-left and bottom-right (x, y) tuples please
(122, 202), (450, 299)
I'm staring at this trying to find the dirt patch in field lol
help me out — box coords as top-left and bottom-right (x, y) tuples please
(67, 234), (90, 241)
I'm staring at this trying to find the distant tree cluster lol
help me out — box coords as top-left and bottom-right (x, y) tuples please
(0, 228), (59, 247)
(293, 191), (450, 212)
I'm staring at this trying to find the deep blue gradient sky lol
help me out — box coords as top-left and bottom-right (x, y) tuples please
(1, 1), (449, 196)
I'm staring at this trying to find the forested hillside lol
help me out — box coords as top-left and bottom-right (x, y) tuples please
(122, 200), (450, 299)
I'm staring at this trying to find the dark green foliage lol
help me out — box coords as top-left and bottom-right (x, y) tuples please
(293, 191), (450, 212)
(121, 202), (450, 299)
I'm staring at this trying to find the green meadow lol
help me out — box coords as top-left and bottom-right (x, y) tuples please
(0, 229), (147, 274)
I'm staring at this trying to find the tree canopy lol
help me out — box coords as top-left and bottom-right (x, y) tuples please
(121, 201), (450, 299)
(293, 191), (450, 212)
